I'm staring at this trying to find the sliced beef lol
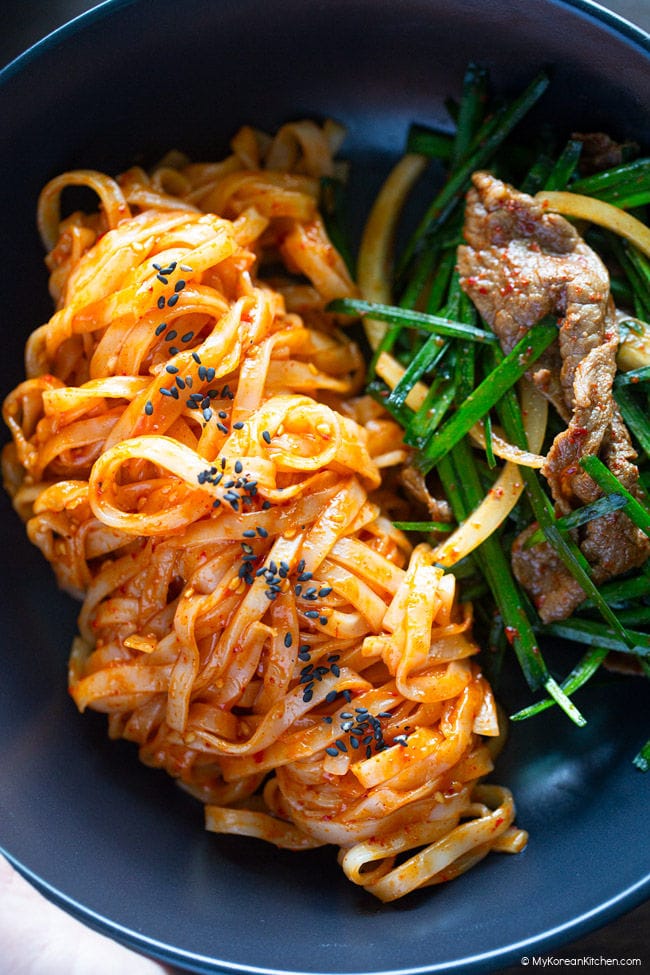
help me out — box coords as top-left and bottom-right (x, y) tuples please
(511, 527), (586, 622)
(572, 132), (638, 175)
(400, 465), (453, 523)
(458, 172), (648, 620)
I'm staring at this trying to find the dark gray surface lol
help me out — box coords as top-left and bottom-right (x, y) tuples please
(1, 2), (649, 974)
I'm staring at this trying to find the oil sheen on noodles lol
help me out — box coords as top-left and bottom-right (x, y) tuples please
(2, 120), (526, 901)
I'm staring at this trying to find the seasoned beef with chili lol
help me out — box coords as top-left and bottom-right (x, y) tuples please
(457, 172), (648, 621)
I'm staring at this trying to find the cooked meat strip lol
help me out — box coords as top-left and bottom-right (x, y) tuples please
(400, 465), (453, 523)
(511, 527), (586, 622)
(458, 171), (648, 620)
(458, 171), (625, 510)
(572, 132), (638, 175)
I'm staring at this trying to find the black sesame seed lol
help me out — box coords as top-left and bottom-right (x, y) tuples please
(305, 610), (319, 620)
(325, 747), (339, 757)
(155, 322), (167, 336)
(262, 430), (271, 444)
(166, 364), (179, 374)
(144, 401), (154, 415)
(262, 501), (272, 510)
(160, 387), (172, 397)
(156, 273), (168, 284)
(206, 367), (216, 382)
(323, 716), (333, 724)
(169, 346), (180, 355)
(284, 632), (292, 648)
(167, 293), (180, 307)
(325, 691), (338, 703)
(319, 616), (328, 626)
(174, 279), (186, 293)
(242, 530), (256, 538)
(256, 527), (268, 538)
(198, 365), (207, 380)
(336, 740), (347, 753)
(233, 421), (244, 430)
(175, 377), (186, 389)
(192, 352), (202, 364)
(330, 664), (340, 677)
(319, 587), (333, 597)
(234, 460), (243, 474)
(212, 499), (221, 508)
(165, 330), (178, 342)
(157, 296), (166, 309)
(217, 422), (228, 434)
(181, 331), (194, 343)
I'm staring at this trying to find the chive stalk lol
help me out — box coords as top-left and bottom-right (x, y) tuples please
(397, 70), (551, 276)
(523, 493), (628, 548)
(633, 739), (650, 772)
(416, 321), (557, 473)
(579, 455), (650, 538)
(510, 645), (609, 721)
(406, 125), (454, 160)
(328, 298), (498, 344)
(392, 520), (454, 533)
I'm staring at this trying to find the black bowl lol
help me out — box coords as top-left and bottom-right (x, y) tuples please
(1, 2), (650, 973)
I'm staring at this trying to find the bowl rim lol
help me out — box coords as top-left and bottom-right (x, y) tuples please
(0, 0), (649, 84)
(4, 846), (649, 975)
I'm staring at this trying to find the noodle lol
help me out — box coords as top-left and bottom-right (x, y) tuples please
(2, 121), (525, 901)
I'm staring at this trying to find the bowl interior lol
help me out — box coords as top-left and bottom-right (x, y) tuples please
(1, 2), (650, 973)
